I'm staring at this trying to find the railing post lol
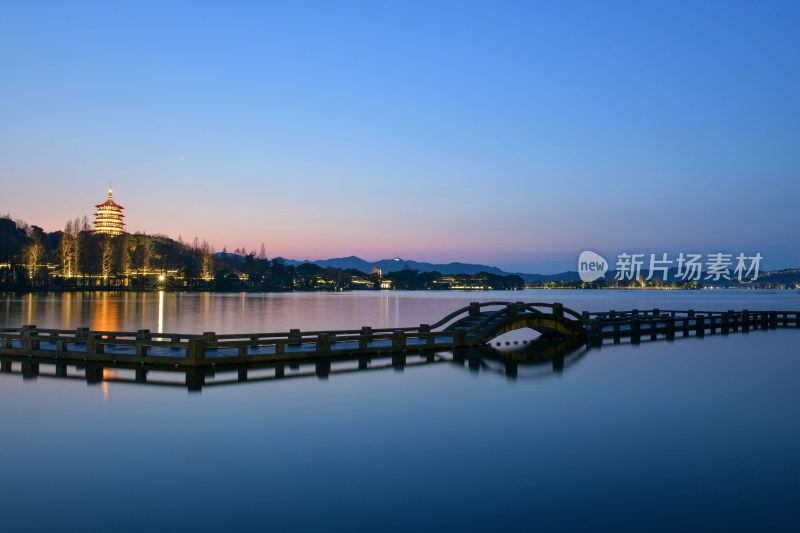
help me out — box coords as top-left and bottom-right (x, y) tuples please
(136, 329), (151, 341)
(359, 326), (372, 349)
(136, 344), (148, 357)
(316, 333), (331, 354)
(289, 329), (301, 346)
(186, 339), (206, 364)
(454, 328), (467, 347)
(86, 333), (104, 354)
(1, 334), (12, 349)
(469, 302), (480, 317)
(769, 311), (778, 329)
(22, 325), (39, 351)
(696, 315), (705, 337)
(506, 303), (518, 322)
(796, 312), (800, 328)
(721, 312), (730, 335)
(630, 319), (640, 344)
(666, 317), (675, 340)
(653, 308), (660, 317)
(203, 331), (217, 341)
(552, 303), (564, 319)
(392, 330), (406, 350)
(742, 310), (750, 332)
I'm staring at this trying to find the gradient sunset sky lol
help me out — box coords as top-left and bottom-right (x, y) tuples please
(2, 1), (798, 273)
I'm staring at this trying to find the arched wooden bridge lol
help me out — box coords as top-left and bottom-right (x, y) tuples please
(434, 301), (598, 342)
(1, 302), (797, 368)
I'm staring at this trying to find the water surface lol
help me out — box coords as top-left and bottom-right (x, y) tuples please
(1, 290), (798, 532)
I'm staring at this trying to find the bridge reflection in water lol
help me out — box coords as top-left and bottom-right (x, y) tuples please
(0, 335), (595, 392)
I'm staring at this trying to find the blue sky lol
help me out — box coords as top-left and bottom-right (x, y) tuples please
(1, 1), (798, 273)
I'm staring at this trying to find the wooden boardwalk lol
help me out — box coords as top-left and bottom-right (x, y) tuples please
(1, 302), (798, 368)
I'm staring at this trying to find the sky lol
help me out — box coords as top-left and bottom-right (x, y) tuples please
(1, 1), (798, 273)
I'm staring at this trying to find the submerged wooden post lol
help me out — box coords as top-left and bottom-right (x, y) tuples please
(769, 311), (778, 329)
(742, 310), (750, 332)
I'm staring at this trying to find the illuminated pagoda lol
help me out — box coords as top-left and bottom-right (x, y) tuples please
(94, 185), (125, 235)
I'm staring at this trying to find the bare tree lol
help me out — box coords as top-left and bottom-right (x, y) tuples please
(59, 220), (79, 277)
(201, 240), (214, 281)
(24, 234), (45, 282)
(142, 240), (153, 273)
(101, 237), (113, 279)
(121, 242), (133, 277)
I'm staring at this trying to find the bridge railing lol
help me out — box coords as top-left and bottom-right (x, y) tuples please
(430, 301), (595, 333)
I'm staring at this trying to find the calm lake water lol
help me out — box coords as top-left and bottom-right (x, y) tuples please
(1, 289), (799, 532)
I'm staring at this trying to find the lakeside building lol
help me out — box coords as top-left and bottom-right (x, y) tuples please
(94, 186), (125, 235)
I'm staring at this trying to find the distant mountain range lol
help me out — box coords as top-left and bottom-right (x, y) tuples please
(280, 255), (580, 283)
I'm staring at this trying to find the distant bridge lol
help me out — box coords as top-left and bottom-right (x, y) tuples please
(0, 302), (797, 368)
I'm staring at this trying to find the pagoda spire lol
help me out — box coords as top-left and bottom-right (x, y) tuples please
(94, 184), (125, 235)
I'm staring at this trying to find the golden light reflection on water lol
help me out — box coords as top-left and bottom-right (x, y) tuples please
(26, 293), (35, 325)
(93, 293), (120, 332)
(102, 369), (117, 402)
(61, 292), (72, 329)
(158, 291), (164, 334)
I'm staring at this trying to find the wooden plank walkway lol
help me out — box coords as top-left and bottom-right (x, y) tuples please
(1, 303), (798, 368)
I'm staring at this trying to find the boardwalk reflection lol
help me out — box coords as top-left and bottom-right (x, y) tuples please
(0, 336), (595, 392)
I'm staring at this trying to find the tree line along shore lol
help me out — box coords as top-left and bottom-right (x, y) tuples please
(2, 216), (798, 292)
(0, 216), (525, 292)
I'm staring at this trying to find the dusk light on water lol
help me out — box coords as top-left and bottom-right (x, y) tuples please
(1, 1), (799, 532)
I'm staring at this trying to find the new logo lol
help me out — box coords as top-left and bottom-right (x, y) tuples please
(578, 251), (608, 282)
